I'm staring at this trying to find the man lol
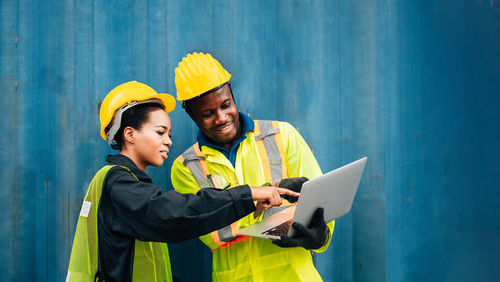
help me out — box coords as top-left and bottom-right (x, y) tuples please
(171, 52), (334, 281)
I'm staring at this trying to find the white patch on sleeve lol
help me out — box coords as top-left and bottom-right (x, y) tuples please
(66, 271), (71, 282)
(79, 201), (92, 218)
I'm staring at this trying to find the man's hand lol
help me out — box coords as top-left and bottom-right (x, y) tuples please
(272, 207), (328, 250)
(276, 177), (309, 203)
(250, 186), (300, 209)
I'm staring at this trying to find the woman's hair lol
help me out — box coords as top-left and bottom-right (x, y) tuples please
(106, 103), (165, 150)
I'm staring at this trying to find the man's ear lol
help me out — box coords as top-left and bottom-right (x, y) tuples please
(184, 103), (200, 126)
(123, 127), (135, 144)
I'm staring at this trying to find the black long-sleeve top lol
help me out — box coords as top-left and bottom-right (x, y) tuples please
(98, 154), (256, 282)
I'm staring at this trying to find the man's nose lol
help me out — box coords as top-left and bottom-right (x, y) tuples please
(214, 109), (227, 124)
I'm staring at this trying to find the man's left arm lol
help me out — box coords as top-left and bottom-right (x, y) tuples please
(278, 121), (334, 252)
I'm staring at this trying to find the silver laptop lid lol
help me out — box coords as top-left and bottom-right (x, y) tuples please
(290, 157), (367, 235)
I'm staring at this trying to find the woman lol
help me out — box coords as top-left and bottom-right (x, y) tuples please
(66, 81), (297, 282)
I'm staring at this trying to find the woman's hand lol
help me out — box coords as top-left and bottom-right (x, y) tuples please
(249, 186), (300, 209)
(274, 177), (309, 203)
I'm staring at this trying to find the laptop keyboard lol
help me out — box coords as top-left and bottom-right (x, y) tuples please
(262, 219), (292, 236)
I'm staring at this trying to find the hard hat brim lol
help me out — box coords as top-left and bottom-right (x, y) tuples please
(157, 93), (177, 113)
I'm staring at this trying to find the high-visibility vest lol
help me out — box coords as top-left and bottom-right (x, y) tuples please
(172, 119), (332, 281)
(66, 165), (172, 282)
(178, 120), (290, 248)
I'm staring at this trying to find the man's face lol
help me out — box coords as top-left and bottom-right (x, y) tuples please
(187, 84), (241, 150)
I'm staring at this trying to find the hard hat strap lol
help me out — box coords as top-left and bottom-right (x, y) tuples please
(106, 98), (163, 145)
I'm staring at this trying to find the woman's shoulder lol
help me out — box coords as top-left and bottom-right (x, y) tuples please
(103, 165), (138, 188)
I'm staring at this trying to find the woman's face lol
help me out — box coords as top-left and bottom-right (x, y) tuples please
(129, 108), (172, 170)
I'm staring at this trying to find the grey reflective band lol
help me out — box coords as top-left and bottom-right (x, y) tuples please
(106, 98), (163, 145)
(181, 145), (215, 189)
(181, 145), (238, 242)
(255, 120), (283, 184)
(218, 225), (237, 242)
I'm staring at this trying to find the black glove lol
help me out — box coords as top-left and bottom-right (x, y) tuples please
(272, 207), (328, 250)
(277, 177), (308, 203)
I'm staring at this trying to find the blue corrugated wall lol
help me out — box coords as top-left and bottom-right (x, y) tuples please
(1, 1), (499, 281)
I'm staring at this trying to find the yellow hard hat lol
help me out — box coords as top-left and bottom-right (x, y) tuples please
(175, 52), (231, 101)
(99, 81), (176, 144)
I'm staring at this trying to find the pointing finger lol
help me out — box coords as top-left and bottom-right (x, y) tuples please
(276, 188), (300, 197)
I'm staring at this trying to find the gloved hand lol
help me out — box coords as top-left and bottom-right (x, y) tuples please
(272, 207), (328, 250)
(276, 177), (309, 203)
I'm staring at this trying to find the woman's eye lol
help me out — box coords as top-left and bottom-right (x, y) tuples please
(157, 131), (165, 136)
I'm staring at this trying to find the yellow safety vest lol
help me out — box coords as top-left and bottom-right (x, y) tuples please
(172, 120), (334, 282)
(66, 165), (172, 282)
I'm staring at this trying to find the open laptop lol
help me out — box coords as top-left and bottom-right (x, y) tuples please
(235, 157), (367, 239)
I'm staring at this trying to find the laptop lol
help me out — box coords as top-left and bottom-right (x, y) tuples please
(235, 157), (367, 239)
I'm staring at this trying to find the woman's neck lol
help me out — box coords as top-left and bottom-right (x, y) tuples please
(119, 149), (147, 171)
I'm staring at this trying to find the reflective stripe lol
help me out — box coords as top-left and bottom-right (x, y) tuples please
(182, 144), (215, 188)
(217, 225), (235, 242)
(211, 228), (224, 245)
(255, 120), (287, 184)
(255, 120), (291, 219)
(181, 144), (239, 245)
(272, 121), (288, 179)
(193, 142), (211, 177)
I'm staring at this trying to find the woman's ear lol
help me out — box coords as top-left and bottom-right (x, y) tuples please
(123, 127), (135, 144)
